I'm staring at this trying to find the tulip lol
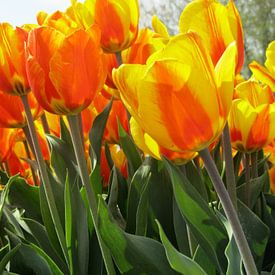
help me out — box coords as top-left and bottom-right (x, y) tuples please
(249, 41), (275, 91)
(130, 117), (196, 163)
(26, 25), (106, 115)
(113, 32), (237, 153)
(94, 0), (139, 52)
(0, 23), (30, 96)
(0, 128), (15, 162)
(228, 79), (275, 152)
(179, 0), (244, 73)
(0, 91), (42, 128)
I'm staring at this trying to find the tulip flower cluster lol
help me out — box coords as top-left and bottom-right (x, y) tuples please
(0, 0), (275, 274)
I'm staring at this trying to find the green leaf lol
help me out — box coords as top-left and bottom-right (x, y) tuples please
(236, 171), (268, 207)
(0, 244), (20, 274)
(89, 99), (113, 163)
(157, 220), (207, 275)
(118, 121), (142, 177)
(98, 196), (177, 274)
(193, 246), (216, 275)
(6, 176), (41, 223)
(126, 163), (151, 233)
(135, 175), (150, 236)
(163, 158), (228, 273)
(238, 200), (270, 270)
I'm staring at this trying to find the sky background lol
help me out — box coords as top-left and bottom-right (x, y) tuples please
(0, 0), (157, 26)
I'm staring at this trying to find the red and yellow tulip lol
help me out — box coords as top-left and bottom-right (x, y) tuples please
(179, 0), (244, 73)
(249, 41), (275, 91)
(228, 79), (275, 152)
(0, 23), (30, 96)
(26, 25), (106, 115)
(113, 32), (237, 153)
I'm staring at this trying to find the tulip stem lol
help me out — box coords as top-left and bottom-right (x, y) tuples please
(23, 126), (36, 157)
(115, 51), (123, 66)
(222, 123), (237, 209)
(199, 148), (258, 275)
(244, 154), (251, 207)
(23, 140), (38, 186)
(41, 113), (50, 135)
(251, 151), (258, 178)
(21, 94), (69, 265)
(67, 114), (115, 275)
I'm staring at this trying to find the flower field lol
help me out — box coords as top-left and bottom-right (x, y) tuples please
(0, 0), (275, 274)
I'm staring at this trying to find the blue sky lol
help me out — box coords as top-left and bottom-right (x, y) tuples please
(0, 0), (71, 26)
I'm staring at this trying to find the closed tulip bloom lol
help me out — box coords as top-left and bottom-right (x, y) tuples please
(179, 0), (244, 73)
(26, 25), (106, 115)
(113, 32), (237, 153)
(249, 41), (275, 91)
(0, 128), (15, 162)
(0, 91), (42, 128)
(228, 79), (275, 152)
(0, 23), (30, 95)
(94, 0), (139, 52)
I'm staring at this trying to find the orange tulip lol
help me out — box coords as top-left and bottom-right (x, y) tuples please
(249, 41), (275, 91)
(0, 23), (30, 95)
(228, 79), (275, 152)
(179, 0), (244, 73)
(26, 25), (106, 115)
(94, 0), (139, 52)
(0, 91), (42, 128)
(113, 32), (237, 153)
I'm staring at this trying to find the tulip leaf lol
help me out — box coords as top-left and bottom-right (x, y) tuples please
(237, 200), (270, 270)
(126, 162), (151, 233)
(163, 158), (228, 273)
(0, 244), (21, 274)
(236, 171), (268, 208)
(157, 220), (207, 275)
(6, 176), (41, 223)
(118, 121), (142, 177)
(193, 246), (216, 275)
(98, 196), (177, 274)
(89, 99), (113, 163)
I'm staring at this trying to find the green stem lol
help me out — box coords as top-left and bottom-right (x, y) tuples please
(23, 126), (36, 157)
(251, 151), (258, 178)
(115, 51), (123, 66)
(67, 114), (115, 275)
(41, 113), (50, 135)
(21, 95), (69, 265)
(245, 154), (251, 207)
(23, 140), (38, 186)
(222, 123), (237, 209)
(199, 148), (258, 275)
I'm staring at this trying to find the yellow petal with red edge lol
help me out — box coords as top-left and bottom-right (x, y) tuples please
(226, 0), (244, 73)
(49, 26), (106, 114)
(137, 59), (216, 152)
(113, 63), (146, 121)
(249, 61), (275, 91)
(229, 99), (257, 151)
(214, 41), (237, 118)
(152, 15), (169, 38)
(235, 79), (274, 107)
(179, 0), (234, 65)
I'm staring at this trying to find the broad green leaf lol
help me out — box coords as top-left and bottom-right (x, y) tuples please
(0, 244), (20, 274)
(157, 220), (207, 275)
(164, 158), (228, 273)
(6, 176), (41, 223)
(193, 246), (216, 275)
(237, 171), (268, 207)
(89, 99), (113, 162)
(98, 196), (177, 274)
(118, 121), (142, 177)
(238, 200), (270, 270)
